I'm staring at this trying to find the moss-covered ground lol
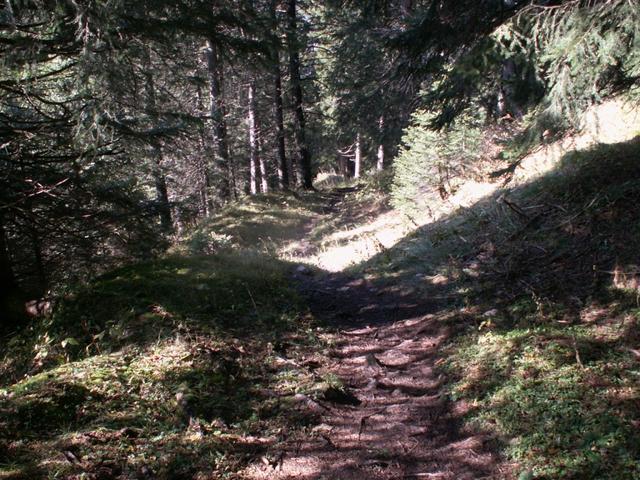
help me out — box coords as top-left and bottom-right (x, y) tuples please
(0, 203), (328, 479)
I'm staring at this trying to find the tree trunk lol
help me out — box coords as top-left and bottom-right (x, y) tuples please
(270, 0), (289, 190)
(286, 0), (313, 189)
(377, 115), (385, 171)
(354, 132), (362, 179)
(206, 38), (232, 201)
(274, 52), (289, 190)
(152, 152), (172, 231)
(143, 48), (173, 231)
(249, 81), (269, 194)
(196, 84), (213, 216)
(258, 137), (269, 194)
(18, 159), (46, 294)
(29, 223), (46, 294)
(248, 82), (258, 195)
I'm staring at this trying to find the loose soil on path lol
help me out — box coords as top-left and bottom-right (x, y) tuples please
(243, 190), (513, 480)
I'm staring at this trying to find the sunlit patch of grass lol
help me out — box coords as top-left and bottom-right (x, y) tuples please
(179, 192), (328, 256)
(445, 315), (640, 480)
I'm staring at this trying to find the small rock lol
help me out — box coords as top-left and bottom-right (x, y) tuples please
(483, 309), (499, 317)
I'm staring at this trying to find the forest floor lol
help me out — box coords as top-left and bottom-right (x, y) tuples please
(2, 136), (640, 480)
(243, 138), (640, 479)
(242, 187), (511, 480)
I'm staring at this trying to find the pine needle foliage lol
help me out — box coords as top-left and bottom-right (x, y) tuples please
(519, 0), (640, 130)
(391, 110), (483, 215)
(425, 0), (640, 132)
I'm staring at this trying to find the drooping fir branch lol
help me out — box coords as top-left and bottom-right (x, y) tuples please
(417, 0), (640, 133)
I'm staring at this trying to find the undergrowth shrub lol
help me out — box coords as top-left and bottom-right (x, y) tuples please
(390, 110), (483, 215)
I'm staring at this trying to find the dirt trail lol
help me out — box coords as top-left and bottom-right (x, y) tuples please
(244, 190), (510, 480)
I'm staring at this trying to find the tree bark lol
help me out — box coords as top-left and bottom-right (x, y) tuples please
(206, 38), (232, 201)
(248, 82), (258, 195)
(286, 0), (313, 189)
(0, 212), (14, 292)
(258, 138), (269, 193)
(377, 115), (385, 171)
(195, 84), (213, 216)
(354, 132), (362, 179)
(274, 51), (289, 190)
(270, 0), (289, 190)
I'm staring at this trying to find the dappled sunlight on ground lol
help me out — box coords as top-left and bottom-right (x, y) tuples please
(513, 97), (640, 186)
(243, 312), (507, 480)
(5, 130), (640, 479)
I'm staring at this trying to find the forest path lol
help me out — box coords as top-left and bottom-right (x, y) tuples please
(243, 189), (510, 480)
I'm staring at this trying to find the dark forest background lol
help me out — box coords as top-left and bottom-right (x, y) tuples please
(2, 0), (639, 321)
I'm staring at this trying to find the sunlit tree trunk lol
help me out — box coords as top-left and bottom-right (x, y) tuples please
(152, 153), (172, 231)
(258, 137), (269, 193)
(354, 132), (362, 179)
(286, 0), (313, 189)
(377, 115), (385, 171)
(206, 38), (233, 201)
(248, 82), (258, 195)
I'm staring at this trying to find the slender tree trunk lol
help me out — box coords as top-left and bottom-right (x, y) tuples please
(152, 152), (172, 230)
(286, 0), (313, 189)
(196, 84), (210, 216)
(377, 115), (385, 171)
(270, 0), (289, 190)
(196, 84), (213, 216)
(18, 159), (46, 293)
(274, 52), (289, 190)
(143, 49), (172, 231)
(249, 81), (269, 194)
(0, 212), (14, 291)
(248, 83), (258, 195)
(354, 132), (362, 179)
(5, 0), (16, 28)
(206, 38), (232, 201)
(258, 136), (269, 193)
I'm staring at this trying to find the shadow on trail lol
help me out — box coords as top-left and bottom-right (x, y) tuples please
(247, 138), (640, 480)
(269, 260), (504, 480)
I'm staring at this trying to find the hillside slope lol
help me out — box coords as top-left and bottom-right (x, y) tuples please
(2, 125), (640, 479)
